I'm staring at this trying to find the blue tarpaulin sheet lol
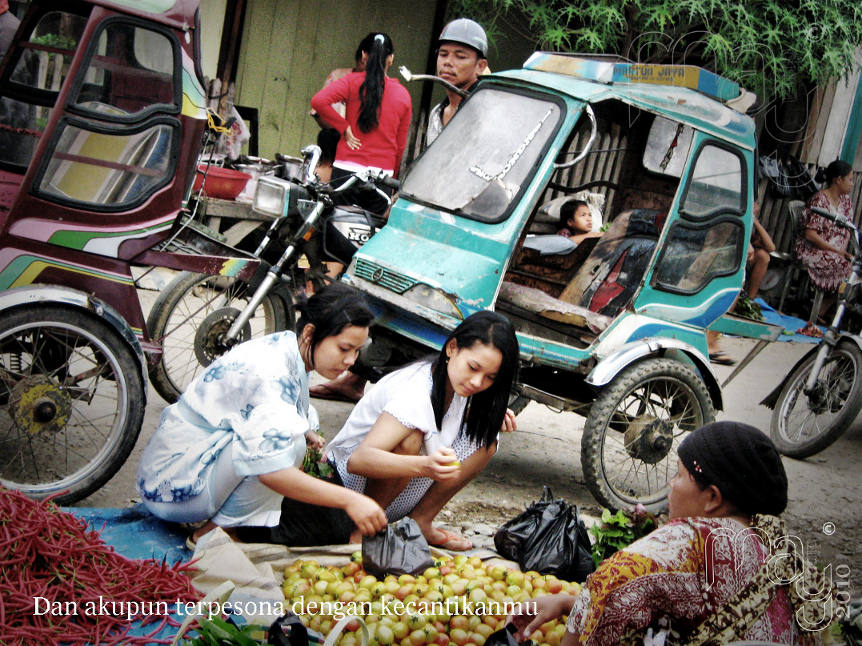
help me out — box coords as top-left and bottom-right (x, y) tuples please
(62, 505), (194, 644)
(751, 298), (823, 344)
(66, 504), (191, 563)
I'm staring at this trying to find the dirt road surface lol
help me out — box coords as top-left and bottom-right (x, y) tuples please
(76, 281), (861, 596)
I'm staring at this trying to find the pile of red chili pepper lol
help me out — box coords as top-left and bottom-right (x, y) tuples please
(0, 487), (202, 645)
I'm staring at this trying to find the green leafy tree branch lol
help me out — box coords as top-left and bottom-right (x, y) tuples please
(451, 0), (862, 105)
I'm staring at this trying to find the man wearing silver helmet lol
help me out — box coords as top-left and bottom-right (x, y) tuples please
(425, 18), (489, 147)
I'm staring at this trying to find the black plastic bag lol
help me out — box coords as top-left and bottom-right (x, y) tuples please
(362, 517), (434, 578)
(268, 609), (310, 646)
(485, 623), (531, 646)
(494, 487), (595, 583)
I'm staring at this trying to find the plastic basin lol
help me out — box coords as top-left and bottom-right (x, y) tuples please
(192, 165), (252, 200)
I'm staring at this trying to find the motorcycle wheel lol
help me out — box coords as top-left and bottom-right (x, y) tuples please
(770, 340), (862, 458)
(147, 271), (290, 404)
(0, 305), (145, 505)
(581, 358), (714, 512)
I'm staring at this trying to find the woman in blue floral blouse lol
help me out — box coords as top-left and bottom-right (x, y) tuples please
(136, 283), (387, 545)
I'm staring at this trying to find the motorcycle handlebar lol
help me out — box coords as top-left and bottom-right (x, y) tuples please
(379, 175), (401, 191)
(810, 206), (861, 254)
(810, 206), (854, 230)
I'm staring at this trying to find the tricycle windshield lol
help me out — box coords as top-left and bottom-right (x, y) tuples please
(401, 86), (563, 222)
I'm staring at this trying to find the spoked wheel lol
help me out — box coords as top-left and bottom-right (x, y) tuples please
(582, 358), (714, 512)
(0, 306), (145, 504)
(147, 271), (290, 404)
(771, 340), (862, 458)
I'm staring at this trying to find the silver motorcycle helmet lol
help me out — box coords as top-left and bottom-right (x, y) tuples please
(438, 18), (487, 58)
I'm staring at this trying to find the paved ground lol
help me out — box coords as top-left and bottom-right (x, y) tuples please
(75, 276), (862, 595)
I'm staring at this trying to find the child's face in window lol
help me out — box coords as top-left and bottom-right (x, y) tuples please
(567, 205), (592, 234)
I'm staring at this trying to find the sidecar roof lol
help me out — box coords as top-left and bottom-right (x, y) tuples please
(494, 53), (756, 150)
(86, 0), (199, 28)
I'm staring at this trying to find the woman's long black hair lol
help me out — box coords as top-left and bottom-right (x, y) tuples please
(429, 311), (519, 448)
(358, 33), (393, 133)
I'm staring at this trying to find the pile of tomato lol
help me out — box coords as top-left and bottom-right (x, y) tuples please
(281, 553), (582, 646)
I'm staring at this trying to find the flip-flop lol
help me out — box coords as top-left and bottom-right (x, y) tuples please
(709, 352), (736, 366)
(428, 528), (473, 551)
(309, 382), (363, 403)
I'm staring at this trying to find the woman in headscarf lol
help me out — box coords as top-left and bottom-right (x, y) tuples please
(508, 421), (843, 645)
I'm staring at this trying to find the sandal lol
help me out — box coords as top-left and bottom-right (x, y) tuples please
(428, 528), (473, 551)
(309, 382), (362, 402)
(309, 381), (364, 403)
(709, 351), (736, 366)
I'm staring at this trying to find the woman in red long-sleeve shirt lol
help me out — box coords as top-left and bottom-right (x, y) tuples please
(311, 32), (412, 196)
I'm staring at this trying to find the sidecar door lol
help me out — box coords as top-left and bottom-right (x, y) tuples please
(633, 130), (752, 331)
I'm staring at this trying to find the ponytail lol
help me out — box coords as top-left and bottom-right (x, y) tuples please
(358, 33), (393, 133)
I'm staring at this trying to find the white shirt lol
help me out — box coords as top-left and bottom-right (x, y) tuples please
(324, 361), (468, 476)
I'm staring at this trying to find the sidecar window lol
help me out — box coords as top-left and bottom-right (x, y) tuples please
(652, 219), (744, 293)
(10, 12), (87, 92)
(71, 21), (179, 118)
(34, 120), (176, 210)
(0, 11), (87, 170)
(680, 144), (744, 218)
(402, 87), (563, 222)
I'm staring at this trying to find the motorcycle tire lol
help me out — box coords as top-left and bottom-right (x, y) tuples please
(581, 358), (714, 512)
(147, 271), (290, 404)
(771, 340), (862, 459)
(0, 305), (145, 505)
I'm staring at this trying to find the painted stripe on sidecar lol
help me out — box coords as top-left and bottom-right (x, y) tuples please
(218, 258), (248, 277)
(636, 287), (739, 327)
(0, 252), (133, 291)
(39, 221), (172, 254)
(11, 214), (175, 242)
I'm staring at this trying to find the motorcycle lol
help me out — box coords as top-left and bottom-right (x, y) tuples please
(146, 145), (399, 403)
(762, 206), (862, 457)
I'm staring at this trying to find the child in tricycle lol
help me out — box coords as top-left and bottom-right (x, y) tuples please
(556, 199), (604, 246)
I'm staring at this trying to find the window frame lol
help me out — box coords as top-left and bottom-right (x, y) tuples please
(677, 139), (747, 222)
(651, 212), (746, 295)
(64, 15), (182, 125)
(399, 83), (567, 225)
(30, 113), (181, 212)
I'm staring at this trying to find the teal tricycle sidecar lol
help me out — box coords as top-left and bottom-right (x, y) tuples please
(345, 54), (779, 512)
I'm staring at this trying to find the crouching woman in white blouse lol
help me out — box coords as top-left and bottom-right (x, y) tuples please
(136, 283), (387, 546)
(321, 310), (519, 550)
